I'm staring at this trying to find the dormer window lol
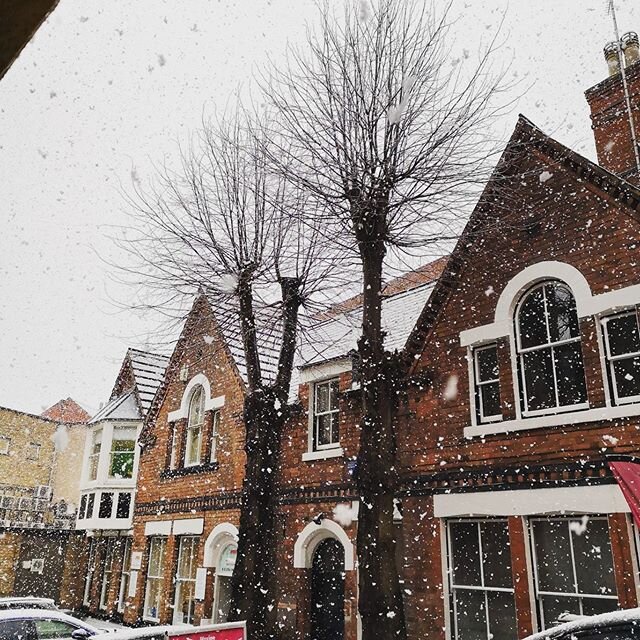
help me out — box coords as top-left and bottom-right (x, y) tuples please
(185, 386), (204, 466)
(516, 281), (587, 415)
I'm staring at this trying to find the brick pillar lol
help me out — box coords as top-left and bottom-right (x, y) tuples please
(580, 316), (607, 409)
(609, 513), (638, 609)
(508, 516), (535, 637)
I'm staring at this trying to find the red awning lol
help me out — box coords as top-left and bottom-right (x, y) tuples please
(609, 461), (640, 527)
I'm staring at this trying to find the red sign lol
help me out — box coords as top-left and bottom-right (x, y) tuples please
(168, 622), (246, 640)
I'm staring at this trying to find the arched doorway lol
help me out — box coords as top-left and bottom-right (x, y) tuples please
(310, 538), (345, 640)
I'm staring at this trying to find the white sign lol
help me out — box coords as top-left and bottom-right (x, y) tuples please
(130, 551), (142, 570)
(195, 567), (207, 600)
(128, 570), (138, 597)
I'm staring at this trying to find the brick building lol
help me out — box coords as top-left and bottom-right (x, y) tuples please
(0, 399), (90, 608)
(121, 296), (249, 627)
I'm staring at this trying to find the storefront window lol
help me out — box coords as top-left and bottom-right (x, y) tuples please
(447, 519), (516, 640)
(530, 516), (618, 628)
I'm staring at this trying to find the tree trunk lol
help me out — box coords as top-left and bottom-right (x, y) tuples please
(355, 234), (407, 640)
(228, 387), (285, 640)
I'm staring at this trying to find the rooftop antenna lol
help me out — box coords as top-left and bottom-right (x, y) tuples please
(606, 0), (640, 175)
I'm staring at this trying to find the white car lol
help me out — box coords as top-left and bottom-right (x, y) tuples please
(0, 598), (57, 611)
(524, 608), (640, 640)
(0, 608), (100, 639)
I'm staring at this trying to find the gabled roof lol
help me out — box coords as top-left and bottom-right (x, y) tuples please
(404, 114), (640, 367)
(41, 398), (91, 424)
(94, 348), (169, 425)
(89, 391), (139, 424)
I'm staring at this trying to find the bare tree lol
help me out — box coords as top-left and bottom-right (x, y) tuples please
(121, 110), (337, 640)
(262, 1), (508, 637)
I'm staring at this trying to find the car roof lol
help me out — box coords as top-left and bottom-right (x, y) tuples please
(0, 597), (56, 607)
(525, 608), (640, 640)
(0, 608), (99, 630)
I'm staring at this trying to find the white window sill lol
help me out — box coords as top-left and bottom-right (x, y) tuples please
(302, 447), (344, 462)
(464, 402), (640, 438)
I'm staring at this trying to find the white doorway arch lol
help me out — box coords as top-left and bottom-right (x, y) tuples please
(293, 519), (354, 571)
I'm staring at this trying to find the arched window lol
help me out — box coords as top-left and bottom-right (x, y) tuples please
(516, 281), (587, 414)
(185, 386), (204, 466)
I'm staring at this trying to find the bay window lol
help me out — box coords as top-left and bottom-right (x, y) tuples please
(88, 430), (102, 481)
(447, 519), (516, 640)
(109, 427), (136, 479)
(602, 310), (640, 404)
(516, 282), (587, 415)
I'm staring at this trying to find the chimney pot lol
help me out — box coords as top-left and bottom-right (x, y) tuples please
(622, 31), (640, 68)
(604, 42), (621, 76)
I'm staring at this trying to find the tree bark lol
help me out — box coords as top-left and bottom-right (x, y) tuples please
(354, 205), (407, 640)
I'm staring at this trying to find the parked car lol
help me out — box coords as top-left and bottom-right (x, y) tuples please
(0, 598), (57, 611)
(524, 608), (640, 640)
(0, 608), (100, 639)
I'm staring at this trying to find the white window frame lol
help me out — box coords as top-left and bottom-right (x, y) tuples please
(601, 310), (640, 406)
(210, 411), (220, 463)
(143, 537), (167, 622)
(473, 344), (502, 424)
(312, 378), (340, 452)
(529, 515), (618, 629)
(108, 426), (136, 479)
(117, 538), (132, 613)
(446, 518), (516, 640)
(173, 536), (199, 625)
(515, 282), (588, 417)
(88, 429), (102, 481)
(0, 436), (10, 455)
(169, 422), (178, 470)
(184, 387), (204, 467)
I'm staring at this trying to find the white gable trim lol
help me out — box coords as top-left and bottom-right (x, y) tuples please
(433, 484), (630, 518)
(203, 522), (239, 568)
(293, 519), (354, 570)
(460, 261), (640, 347)
(168, 373), (225, 422)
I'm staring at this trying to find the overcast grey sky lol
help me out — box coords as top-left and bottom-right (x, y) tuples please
(1, 0), (638, 416)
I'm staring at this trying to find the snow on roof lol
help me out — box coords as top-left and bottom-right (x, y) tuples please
(297, 281), (436, 368)
(524, 608), (640, 640)
(89, 391), (140, 424)
(128, 348), (170, 416)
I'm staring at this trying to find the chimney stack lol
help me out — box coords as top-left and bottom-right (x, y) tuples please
(585, 31), (640, 184)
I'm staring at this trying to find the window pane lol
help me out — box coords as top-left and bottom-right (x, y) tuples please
(519, 286), (547, 348)
(540, 594), (580, 628)
(316, 382), (330, 413)
(99, 492), (113, 519)
(186, 426), (201, 464)
(86, 493), (95, 518)
(79, 494), (87, 520)
(571, 519), (617, 597)
(613, 357), (640, 399)
(450, 522), (481, 586)
(477, 347), (498, 382)
(554, 342), (587, 406)
(487, 591), (517, 640)
(329, 379), (339, 410)
(116, 493), (131, 519)
(35, 619), (78, 638)
(454, 589), (486, 640)
(480, 383), (501, 418)
(522, 349), (556, 411)
(316, 414), (332, 447)
(580, 597), (619, 617)
(532, 520), (574, 593)
(546, 283), (580, 343)
(607, 314), (640, 357)
(480, 521), (512, 588)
